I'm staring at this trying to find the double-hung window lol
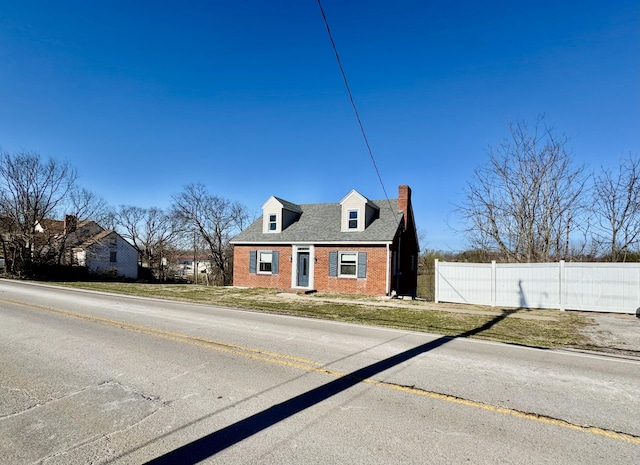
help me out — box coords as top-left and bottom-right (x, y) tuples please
(250, 250), (279, 274)
(347, 210), (358, 229)
(339, 252), (357, 276)
(268, 214), (277, 231)
(329, 251), (366, 278)
(258, 251), (273, 273)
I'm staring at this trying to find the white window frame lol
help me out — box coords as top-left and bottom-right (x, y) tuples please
(347, 209), (359, 230)
(339, 251), (358, 277)
(268, 214), (277, 231)
(258, 250), (273, 274)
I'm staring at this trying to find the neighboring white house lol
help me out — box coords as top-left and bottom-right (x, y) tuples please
(73, 230), (138, 279)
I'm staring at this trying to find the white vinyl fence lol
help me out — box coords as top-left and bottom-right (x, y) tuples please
(434, 260), (640, 314)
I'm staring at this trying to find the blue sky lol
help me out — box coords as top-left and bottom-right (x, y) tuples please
(1, 1), (638, 251)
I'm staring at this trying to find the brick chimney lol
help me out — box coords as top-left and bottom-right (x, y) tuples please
(64, 215), (78, 235)
(398, 185), (412, 228)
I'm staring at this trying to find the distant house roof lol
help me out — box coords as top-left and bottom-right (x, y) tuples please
(76, 220), (94, 228)
(39, 219), (64, 233)
(231, 199), (402, 244)
(74, 229), (115, 249)
(37, 218), (99, 235)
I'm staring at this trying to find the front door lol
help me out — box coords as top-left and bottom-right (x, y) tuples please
(297, 252), (310, 287)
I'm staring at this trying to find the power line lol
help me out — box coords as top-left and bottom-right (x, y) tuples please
(316, 0), (398, 223)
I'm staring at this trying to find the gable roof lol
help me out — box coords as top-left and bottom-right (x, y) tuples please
(231, 198), (402, 244)
(271, 196), (303, 213)
(340, 189), (372, 206)
(73, 229), (135, 252)
(74, 229), (116, 249)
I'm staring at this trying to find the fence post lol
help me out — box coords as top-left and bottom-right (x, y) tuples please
(559, 260), (565, 311)
(434, 259), (439, 303)
(491, 260), (496, 307)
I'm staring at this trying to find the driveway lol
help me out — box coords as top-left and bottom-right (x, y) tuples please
(578, 312), (640, 355)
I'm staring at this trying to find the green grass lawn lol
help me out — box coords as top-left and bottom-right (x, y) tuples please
(47, 282), (591, 350)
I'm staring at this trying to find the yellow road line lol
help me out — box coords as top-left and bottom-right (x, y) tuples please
(3, 297), (639, 445)
(366, 381), (640, 444)
(1, 297), (322, 369)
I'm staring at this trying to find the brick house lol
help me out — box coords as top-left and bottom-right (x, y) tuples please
(231, 185), (419, 297)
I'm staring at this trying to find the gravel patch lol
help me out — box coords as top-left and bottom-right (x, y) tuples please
(578, 312), (640, 356)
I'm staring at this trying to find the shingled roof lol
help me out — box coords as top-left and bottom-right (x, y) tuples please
(73, 229), (116, 249)
(272, 196), (303, 213)
(231, 198), (402, 244)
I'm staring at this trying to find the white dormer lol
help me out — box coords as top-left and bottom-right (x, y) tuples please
(339, 189), (379, 232)
(261, 196), (302, 233)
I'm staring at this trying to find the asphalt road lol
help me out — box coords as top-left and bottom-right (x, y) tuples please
(1, 280), (639, 464)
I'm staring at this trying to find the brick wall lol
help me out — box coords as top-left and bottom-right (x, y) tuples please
(233, 244), (390, 296)
(233, 245), (292, 289)
(396, 184), (419, 297)
(233, 245), (387, 295)
(314, 245), (388, 295)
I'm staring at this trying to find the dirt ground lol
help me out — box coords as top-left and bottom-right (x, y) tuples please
(407, 299), (640, 357)
(578, 311), (640, 356)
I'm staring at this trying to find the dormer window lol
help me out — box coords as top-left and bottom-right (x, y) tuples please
(261, 197), (302, 233)
(348, 210), (359, 229)
(340, 189), (377, 232)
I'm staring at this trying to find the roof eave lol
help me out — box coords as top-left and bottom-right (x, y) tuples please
(231, 240), (394, 246)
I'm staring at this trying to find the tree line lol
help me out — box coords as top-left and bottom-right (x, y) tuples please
(2, 119), (637, 284)
(456, 119), (639, 263)
(0, 150), (250, 283)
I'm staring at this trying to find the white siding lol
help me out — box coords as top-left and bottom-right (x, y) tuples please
(261, 197), (283, 233)
(341, 196), (365, 232)
(340, 189), (379, 232)
(84, 233), (138, 279)
(74, 250), (87, 267)
(115, 236), (139, 279)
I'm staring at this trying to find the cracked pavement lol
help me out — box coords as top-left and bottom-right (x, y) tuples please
(2, 280), (639, 465)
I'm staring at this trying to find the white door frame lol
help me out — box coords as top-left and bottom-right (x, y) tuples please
(291, 244), (314, 289)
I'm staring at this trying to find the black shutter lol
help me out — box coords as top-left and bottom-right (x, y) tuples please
(272, 251), (279, 274)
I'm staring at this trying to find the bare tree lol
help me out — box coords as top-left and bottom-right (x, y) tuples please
(171, 183), (248, 285)
(457, 120), (587, 262)
(0, 151), (77, 274)
(592, 155), (640, 261)
(113, 206), (184, 278)
(67, 187), (111, 226)
(52, 187), (111, 265)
